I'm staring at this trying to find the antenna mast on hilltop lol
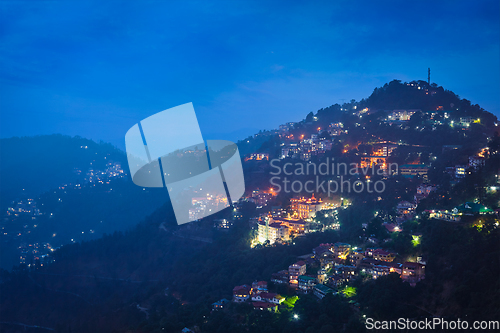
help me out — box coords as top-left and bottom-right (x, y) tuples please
(428, 68), (431, 85)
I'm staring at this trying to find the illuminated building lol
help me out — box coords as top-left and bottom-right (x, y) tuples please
(290, 194), (323, 219)
(371, 249), (396, 262)
(333, 242), (350, 259)
(399, 164), (428, 179)
(288, 261), (306, 286)
(328, 122), (345, 136)
(257, 219), (289, 244)
(386, 109), (419, 121)
(272, 216), (308, 234)
(245, 153), (269, 161)
(233, 285), (251, 302)
(314, 284), (335, 299)
(298, 275), (317, 293)
(401, 262), (426, 285)
(455, 165), (466, 178)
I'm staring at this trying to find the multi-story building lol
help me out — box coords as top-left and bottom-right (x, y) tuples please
(280, 142), (300, 159)
(252, 281), (268, 293)
(455, 165), (467, 178)
(318, 139), (332, 152)
(257, 220), (289, 244)
(233, 285), (251, 302)
(333, 242), (351, 259)
(397, 201), (416, 217)
(459, 116), (473, 127)
(289, 261), (307, 286)
(298, 275), (317, 293)
(271, 270), (289, 284)
(328, 122), (345, 136)
(399, 164), (429, 179)
(360, 259), (402, 278)
(401, 262), (426, 285)
(370, 143), (398, 157)
(299, 141), (313, 161)
(252, 292), (285, 305)
(371, 249), (396, 262)
(272, 216), (309, 234)
(290, 195), (324, 219)
(313, 284), (336, 299)
(333, 265), (357, 280)
(351, 251), (365, 266)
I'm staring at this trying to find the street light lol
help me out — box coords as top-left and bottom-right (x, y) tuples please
(293, 314), (299, 320)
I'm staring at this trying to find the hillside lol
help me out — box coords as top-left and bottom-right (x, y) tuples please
(0, 135), (170, 270)
(0, 135), (125, 206)
(0, 80), (499, 332)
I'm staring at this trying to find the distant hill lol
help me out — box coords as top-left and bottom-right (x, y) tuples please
(0, 135), (126, 208)
(0, 135), (170, 270)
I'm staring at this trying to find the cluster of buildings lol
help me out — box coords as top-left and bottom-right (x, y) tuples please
(385, 109), (419, 123)
(398, 164), (429, 180)
(189, 194), (229, 221)
(427, 202), (494, 222)
(359, 142), (398, 173)
(3, 199), (52, 266)
(451, 116), (481, 128)
(247, 189), (275, 208)
(277, 120), (347, 162)
(230, 281), (285, 312)
(6, 199), (42, 217)
(245, 153), (269, 161)
(257, 215), (310, 245)
(228, 240), (426, 314)
(328, 122), (346, 136)
(268, 258), (337, 300)
(18, 242), (56, 267)
(214, 219), (233, 230)
(381, 184), (436, 232)
(280, 134), (334, 161)
(255, 195), (329, 245)
(359, 259), (425, 285)
(414, 184), (437, 203)
(279, 122), (296, 134)
(86, 162), (125, 184)
(446, 150), (487, 180)
(289, 195), (324, 219)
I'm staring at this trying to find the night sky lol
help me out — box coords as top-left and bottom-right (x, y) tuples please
(1, 0), (499, 149)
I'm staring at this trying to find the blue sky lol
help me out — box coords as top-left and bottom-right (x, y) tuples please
(1, 0), (499, 149)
